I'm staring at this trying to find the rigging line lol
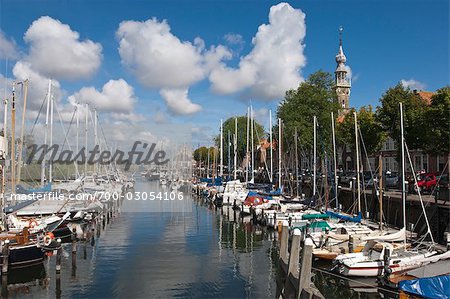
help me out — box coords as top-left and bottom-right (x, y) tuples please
(357, 126), (372, 215)
(405, 142), (435, 245)
(58, 106), (77, 151)
(30, 93), (48, 135)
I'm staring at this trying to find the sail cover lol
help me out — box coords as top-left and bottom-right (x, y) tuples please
(399, 275), (450, 299)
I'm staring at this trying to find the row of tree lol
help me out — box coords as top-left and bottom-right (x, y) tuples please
(193, 71), (449, 167)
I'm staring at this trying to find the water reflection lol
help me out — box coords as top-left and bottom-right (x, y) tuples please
(0, 180), (396, 298)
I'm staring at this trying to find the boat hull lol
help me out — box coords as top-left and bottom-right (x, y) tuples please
(0, 243), (44, 268)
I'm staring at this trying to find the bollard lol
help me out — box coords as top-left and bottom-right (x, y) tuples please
(287, 229), (301, 280)
(279, 220), (289, 266)
(383, 247), (391, 278)
(56, 272), (62, 299)
(348, 235), (354, 253)
(2, 240), (9, 274)
(91, 228), (95, 246)
(71, 228), (77, 254)
(1, 272), (7, 298)
(56, 238), (62, 273)
(298, 238), (313, 295)
(446, 232), (450, 251)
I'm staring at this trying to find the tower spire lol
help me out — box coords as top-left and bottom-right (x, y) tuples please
(334, 25), (351, 115)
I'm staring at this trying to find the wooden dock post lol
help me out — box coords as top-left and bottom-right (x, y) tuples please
(286, 228), (301, 281)
(1, 272), (7, 298)
(298, 238), (313, 297)
(71, 228), (77, 254)
(446, 232), (450, 251)
(348, 235), (354, 253)
(1, 240), (9, 274)
(279, 220), (289, 266)
(56, 272), (61, 299)
(56, 238), (62, 273)
(383, 247), (391, 278)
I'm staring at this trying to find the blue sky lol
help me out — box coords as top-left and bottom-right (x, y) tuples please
(0, 0), (448, 145)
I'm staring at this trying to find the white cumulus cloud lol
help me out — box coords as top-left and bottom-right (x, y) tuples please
(209, 2), (306, 100)
(401, 79), (426, 91)
(13, 61), (62, 111)
(160, 88), (202, 115)
(0, 30), (19, 60)
(23, 16), (102, 80)
(117, 18), (230, 115)
(68, 79), (136, 113)
(117, 18), (206, 89)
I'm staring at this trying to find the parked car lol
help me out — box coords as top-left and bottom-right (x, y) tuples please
(415, 173), (438, 193)
(385, 172), (399, 188)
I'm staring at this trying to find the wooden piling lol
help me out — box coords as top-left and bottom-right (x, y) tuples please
(71, 228), (77, 254)
(279, 220), (289, 266)
(56, 238), (62, 273)
(447, 232), (450, 251)
(1, 240), (9, 274)
(1, 272), (7, 298)
(383, 247), (391, 278)
(287, 229), (301, 280)
(348, 235), (354, 253)
(298, 238), (313, 296)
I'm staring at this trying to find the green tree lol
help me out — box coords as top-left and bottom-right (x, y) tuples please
(277, 70), (339, 155)
(214, 116), (265, 165)
(376, 83), (429, 153)
(193, 146), (215, 163)
(423, 87), (450, 156)
(337, 106), (387, 156)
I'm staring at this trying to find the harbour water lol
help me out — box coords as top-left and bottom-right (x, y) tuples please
(1, 179), (391, 298)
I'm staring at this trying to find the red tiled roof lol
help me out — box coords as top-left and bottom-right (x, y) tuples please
(416, 91), (434, 105)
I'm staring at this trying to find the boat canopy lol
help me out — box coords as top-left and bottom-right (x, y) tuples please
(302, 213), (329, 220)
(326, 211), (362, 223)
(293, 221), (331, 231)
(399, 275), (450, 299)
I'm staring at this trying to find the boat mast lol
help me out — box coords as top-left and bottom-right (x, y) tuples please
(84, 103), (88, 176)
(49, 87), (54, 183)
(227, 130), (231, 180)
(313, 116), (317, 196)
(378, 153), (383, 230)
(400, 102), (406, 246)
(354, 112), (361, 214)
(234, 117), (237, 180)
(269, 110), (273, 183)
(278, 118), (282, 190)
(220, 119), (223, 177)
(94, 109), (98, 174)
(11, 82), (16, 193)
(16, 79), (28, 184)
(331, 112), (338, 209)
(251, 106), (254, 182)
(41, 80), (51, 186)
(246, 107), (249, 183)
(294, 127), (299, 198)
(1, 96), (7, 228)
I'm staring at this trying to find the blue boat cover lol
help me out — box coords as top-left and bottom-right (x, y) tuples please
(399, 275), (450, 299)
(16, 183), (52, 194)
(325, 211), (362, 223)
(200, 178), (223, 186)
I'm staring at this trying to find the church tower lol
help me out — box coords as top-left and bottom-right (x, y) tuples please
(335, 26), (351, 115)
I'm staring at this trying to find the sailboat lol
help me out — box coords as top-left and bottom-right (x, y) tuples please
(332, 102), (445, 277)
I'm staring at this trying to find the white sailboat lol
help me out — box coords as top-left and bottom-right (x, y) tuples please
(332, 102), (443, 277)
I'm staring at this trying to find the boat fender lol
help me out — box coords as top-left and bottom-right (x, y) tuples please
(44, 232), (55, 246)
